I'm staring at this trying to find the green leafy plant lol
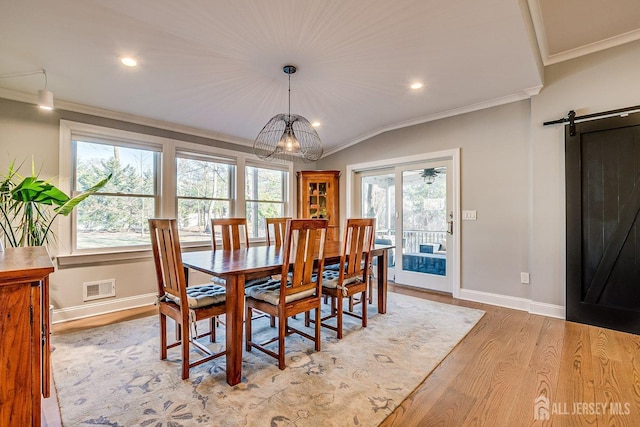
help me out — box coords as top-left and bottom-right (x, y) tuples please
(0, 160), (111, 247)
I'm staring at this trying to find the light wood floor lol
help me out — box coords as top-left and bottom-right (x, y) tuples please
(45, 286), (640, 427)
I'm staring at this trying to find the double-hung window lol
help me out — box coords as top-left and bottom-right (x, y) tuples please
(245, 164), (288, 238)
(72, 136), (160, 250)
(176, 152), (235, 243)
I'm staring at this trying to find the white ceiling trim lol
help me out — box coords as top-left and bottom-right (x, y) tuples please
(323, 85), (543, 157)
(544, 28), (640, 66)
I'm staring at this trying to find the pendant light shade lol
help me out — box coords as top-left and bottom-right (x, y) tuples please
(253, 65), (323, 163)
(37, 89), (54, 110)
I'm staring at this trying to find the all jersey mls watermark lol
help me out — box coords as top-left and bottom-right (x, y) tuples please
(534, 395), (631, 420)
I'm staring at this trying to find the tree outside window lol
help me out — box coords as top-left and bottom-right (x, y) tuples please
(245, 166), (287, 238)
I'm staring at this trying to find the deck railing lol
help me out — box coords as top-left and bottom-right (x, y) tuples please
(375, 229), (446, 253)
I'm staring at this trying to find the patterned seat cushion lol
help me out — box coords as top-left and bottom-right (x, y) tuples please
(321, 270), (364, 290)
(210, 276), (270, 288)
(165, 283), (226, 309)
(246, 278), (318, 306)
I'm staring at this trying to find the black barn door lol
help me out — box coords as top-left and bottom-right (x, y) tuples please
(566, 113), (640, 335)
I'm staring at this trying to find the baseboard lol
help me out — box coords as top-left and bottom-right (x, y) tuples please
(52, 293), (157, 324)
(529, 301), (566, 319)
(458, 289), (565, 319)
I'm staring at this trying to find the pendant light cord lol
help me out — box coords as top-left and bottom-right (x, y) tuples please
(287, 71), (291, 123)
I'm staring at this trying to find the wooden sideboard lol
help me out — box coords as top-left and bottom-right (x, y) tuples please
(0, 246), (54, 427)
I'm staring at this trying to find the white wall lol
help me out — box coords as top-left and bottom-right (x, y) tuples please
(319, 100), (533, 301)
(530, 39), (640, 308)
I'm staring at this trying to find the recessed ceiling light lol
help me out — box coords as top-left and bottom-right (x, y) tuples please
(410, 82), (424, 90)
(120, 57), (138, 67)
(311, 121), (321, 127)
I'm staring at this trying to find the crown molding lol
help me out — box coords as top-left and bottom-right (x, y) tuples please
(323, 86), (543, 157)
(0, 87), (254, 148)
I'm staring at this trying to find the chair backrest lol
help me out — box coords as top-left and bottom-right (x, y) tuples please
(279, 219), (328, 302)
(340, 218), (376, 282)
(148, 219), (188, 306)
(211, 218), (249, 250)
(265, 217), (291, 247)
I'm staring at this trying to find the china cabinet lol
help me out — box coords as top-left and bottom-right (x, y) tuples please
(296, 170), (340, 241)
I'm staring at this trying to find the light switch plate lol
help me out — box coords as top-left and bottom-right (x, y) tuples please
(462, 210), (477, 220)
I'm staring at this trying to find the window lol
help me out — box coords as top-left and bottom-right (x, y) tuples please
(176, 153), (234, 242)
(245, 165), (288, 238)
(73, 138), (160, 250)
(60, 120), (294, 258)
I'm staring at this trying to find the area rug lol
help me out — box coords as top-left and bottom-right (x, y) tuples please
(51, 292), (484, 426)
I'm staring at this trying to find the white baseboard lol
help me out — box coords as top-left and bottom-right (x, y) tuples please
(52, 293), (157, 324)
(458, 289), (565, 319)
(529, 301), (566, 319)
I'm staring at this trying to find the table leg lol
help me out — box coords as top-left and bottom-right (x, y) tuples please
(225, 274), (245, 386)
(377, 250), (388, 314)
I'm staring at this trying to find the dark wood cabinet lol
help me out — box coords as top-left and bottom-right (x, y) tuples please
(297, 170), (340, 241)
(0, 246), (54, 427)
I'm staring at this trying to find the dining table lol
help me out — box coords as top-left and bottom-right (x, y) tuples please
(181, 240), (394, 386)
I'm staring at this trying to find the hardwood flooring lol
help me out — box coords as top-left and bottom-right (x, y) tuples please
(44, 286), (640, 427)
(381, 284), (640, 427)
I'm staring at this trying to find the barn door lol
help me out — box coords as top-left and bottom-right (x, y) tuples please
(566, 112), (640, 334)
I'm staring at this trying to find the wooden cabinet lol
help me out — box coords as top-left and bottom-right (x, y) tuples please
(297, 170), (340, 241)
(0, 246), (54, 427)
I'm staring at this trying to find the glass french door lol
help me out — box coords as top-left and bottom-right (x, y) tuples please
(359, 159), (453, 292)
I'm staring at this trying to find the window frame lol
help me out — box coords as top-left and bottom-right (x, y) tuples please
(58, 120), (295, 263)
(244, 163), (289, 239)
(71, 136), (162, 252)
(175, 150), (237, 246)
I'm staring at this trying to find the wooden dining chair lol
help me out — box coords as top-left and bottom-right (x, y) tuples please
(265, 217), (291, 247)
(245, 219), (328, 369)
(211, 217), (249, 250)
(149, 219), (227, 380)
(210, 217), (268, 287)
(211, 217), (271, 324)
(317, 218), (375, 339)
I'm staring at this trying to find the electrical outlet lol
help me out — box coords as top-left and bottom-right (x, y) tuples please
(520, 272), (530, 284)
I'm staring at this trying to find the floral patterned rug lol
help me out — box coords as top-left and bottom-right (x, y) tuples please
(51, 292), (484, 426)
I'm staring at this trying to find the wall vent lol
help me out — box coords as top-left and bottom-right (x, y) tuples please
(83, 279), (116, 302)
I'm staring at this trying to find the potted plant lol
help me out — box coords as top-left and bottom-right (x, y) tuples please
(0, 160), (110, 249)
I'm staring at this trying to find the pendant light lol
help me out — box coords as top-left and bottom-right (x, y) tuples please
(253, 65), (323, 163)
(0, 69), (54, 110)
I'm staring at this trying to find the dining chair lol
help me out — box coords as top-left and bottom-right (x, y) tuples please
(211, 217), (271, 324)
(211, 217), (250, 251)
(265, 217), (291, 247)
(149, 218), (227, 380)
(245, 218), (328, 369)
(316, 218), (375, 339)
(210, 217), (269, 287)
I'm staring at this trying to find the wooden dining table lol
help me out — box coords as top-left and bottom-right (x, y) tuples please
(181, 240), (394, 386)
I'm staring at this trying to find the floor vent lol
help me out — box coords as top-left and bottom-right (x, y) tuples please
(83, 279), (116, 302)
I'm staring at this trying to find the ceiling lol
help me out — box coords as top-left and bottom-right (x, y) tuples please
(1, 0), (639, 156)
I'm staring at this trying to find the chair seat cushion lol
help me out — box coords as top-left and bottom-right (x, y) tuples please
(246, 279), (317, 306)
(210, 276), (269, 288)
(321, 270), (364, 290)
(166, 283), (226, 309)
(324, 263), (341, 271)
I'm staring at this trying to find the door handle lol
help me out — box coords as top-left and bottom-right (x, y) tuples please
(447, 211), (453, 235)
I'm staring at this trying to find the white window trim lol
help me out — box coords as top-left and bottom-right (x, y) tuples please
(58, 120), (294, 264)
